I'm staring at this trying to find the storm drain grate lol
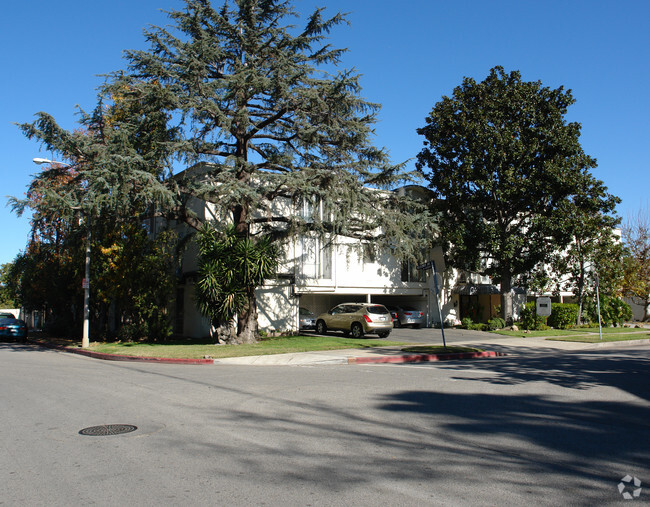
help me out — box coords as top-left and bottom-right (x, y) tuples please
(79, 424), (138, 436)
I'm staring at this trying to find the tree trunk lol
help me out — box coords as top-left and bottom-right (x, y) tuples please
(237, 291), (258, 344)
(500, 269), (514, 326)
(210, 320), (238, 344)
(233, 133), (258, 343)
(576, 262), (585, 326)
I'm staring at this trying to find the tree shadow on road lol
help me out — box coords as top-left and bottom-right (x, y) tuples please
(436, 348), (650, 402)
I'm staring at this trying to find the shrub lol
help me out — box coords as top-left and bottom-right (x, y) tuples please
(520, 302), (548, 330)
(488, 317), (506, 330)
(585, 296), (633, 327)
(547, 303), (579, 329)
(461, 317), (473, 329)
(117, 322), (143, 342)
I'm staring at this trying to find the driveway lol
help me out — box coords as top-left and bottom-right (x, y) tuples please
(388, 325), (490, 344)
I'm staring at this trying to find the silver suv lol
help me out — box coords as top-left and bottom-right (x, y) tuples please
(315, 303), (393, 338)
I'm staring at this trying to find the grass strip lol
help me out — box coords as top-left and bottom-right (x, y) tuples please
(493, 329), (580, 338)
(401, 345), (484, 354)
(546, 333), (650, 343)
(69, 335), (409, 359)
(492, 327), (649, 338)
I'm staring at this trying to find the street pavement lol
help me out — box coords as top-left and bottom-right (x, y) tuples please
(2, 337), (649, 505)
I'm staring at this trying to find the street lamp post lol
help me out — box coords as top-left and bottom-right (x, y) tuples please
(77, 209), (91, 349)
(33, 157), (90, 348)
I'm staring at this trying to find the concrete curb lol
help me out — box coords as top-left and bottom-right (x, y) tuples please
(348, 350), (506, 364)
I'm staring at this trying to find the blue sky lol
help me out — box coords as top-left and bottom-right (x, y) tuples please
(1, 0), (648, 265)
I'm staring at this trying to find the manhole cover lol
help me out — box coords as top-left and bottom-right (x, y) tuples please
(79, 424), (138, 436)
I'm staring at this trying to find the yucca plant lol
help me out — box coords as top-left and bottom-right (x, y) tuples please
(196, 225), (278, 344)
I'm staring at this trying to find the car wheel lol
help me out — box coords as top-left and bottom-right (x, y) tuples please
(351, 322), (364, 339)
(316, 320), (327, 335)
(378, 331), (391, 338)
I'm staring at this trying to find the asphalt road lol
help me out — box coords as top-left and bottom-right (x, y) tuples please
(1, 341), (649, 506)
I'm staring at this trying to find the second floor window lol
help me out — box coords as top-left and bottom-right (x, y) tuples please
(300, 235), (332, 279)
(401, 259), (427, 283)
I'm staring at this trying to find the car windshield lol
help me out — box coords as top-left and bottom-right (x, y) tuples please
(299, 308), (312, 316)
(367, 305), (389, 314)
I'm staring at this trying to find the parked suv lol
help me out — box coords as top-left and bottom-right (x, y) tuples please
(316, 303), (393, 338)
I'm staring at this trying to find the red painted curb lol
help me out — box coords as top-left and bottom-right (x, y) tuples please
(348, 350), (506, 364)
(31, 341), (214, 365)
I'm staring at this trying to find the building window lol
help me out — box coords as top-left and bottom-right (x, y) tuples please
(401, 259), (427, 283)
(301, 196), (326, 223)
(300, 235), (332, 279)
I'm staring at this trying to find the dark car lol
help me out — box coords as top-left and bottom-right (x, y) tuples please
(386, 306), (400, 325)
(299, 307), (316, 331)
(0, 314), (28, 341)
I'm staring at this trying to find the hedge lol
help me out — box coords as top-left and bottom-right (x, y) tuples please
(547, 303), (579, 329)
(520, 302), (548, 330)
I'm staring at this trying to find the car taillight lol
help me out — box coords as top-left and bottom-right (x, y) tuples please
(363, 315), (372, 323)
(0, 326), (6, 330)
(404, 312), (412, 316)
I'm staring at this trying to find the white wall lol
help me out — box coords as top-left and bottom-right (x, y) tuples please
(256, 282), (296, 332)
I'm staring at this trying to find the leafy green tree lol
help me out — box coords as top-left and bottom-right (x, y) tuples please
(622, 208), (650, 321)
(196, 225), (278, 343)
(103, 0), (429, 343)
(416, 66), (616, 323)
(7, 242), (81, 335)
(8, 162), (85, 334)
(0, 263), (16, 308)
(92, 222), (179, 341)
(546, 176), (622, 324)
(15, 101), (176, 224)
(13, 98), (178, 339)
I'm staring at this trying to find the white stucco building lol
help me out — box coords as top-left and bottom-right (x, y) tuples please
(162, 166), (532, 338)
(165, 171), (468, 337)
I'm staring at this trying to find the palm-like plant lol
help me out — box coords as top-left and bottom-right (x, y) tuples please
(196, 225), (278, 343)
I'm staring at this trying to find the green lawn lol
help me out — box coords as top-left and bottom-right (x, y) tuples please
(401, 345), (484, 354)
(546, 333), (650, 343)
(574, 327), (650, 334)
(492, 327), (649, 339)
(54, 335), (409, 359)
(493, 329), (580, 338)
